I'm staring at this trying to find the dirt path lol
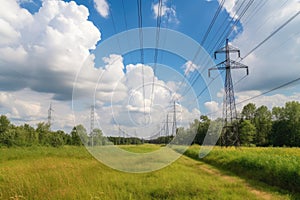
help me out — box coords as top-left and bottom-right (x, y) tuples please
(182, 156), (287, 200)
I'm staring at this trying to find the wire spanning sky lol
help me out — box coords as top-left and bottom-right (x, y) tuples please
(0, 0), (299, 135)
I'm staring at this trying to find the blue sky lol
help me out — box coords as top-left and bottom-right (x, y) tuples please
(1, 0), (299, 135)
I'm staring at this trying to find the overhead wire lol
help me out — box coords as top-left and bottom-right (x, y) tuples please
(179, 0), (246, 97)
(241, 10), (300, 60)
(178, 0), (254, 102)
(236, 77), (300, 106)
(136, 0), (147, 121)
(203, 76), (300, 117)
(121, 0), (135, 63)
(172, 0), (227, 101)
(150, 0), (163, 107)
(184, 1), (298, 111)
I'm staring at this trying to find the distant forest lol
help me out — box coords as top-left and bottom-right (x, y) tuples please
(0, 101), (299, 147)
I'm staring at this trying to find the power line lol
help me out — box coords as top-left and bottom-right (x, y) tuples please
(173, 0), (227, 100)
(242, 10), (300, 60)
(150, 0), (163, 107)
(204, 76), (300, 117)
(236, 77), (300, 106)
(178, 0), (254, 100)
(137, 0), (146, 121)
(201, 0), (225, 46)
(180, 5), (299, 105)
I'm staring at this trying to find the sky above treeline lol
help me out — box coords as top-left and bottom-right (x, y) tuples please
(0, 0), (299, 137)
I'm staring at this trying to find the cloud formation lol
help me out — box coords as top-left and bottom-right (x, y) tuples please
(219, 0), (300, 94)
(0, 0), (101, 100)
(152, 0), (179, 24)
(93, 0), (109, 18)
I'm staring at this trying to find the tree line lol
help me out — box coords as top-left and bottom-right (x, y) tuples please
(0, 117), (107, 147)
(189, 101), (300, 147)
(1, 101), (299, 147)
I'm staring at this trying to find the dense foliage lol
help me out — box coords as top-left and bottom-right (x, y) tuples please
(0, 116), (105, 147)
(187, 101), (300, 147)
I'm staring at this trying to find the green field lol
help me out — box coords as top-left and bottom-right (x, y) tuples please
(0, 145), (298, 199)
(182, 145), (300, 194)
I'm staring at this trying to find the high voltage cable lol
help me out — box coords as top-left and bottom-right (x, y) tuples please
(137, 0), (146, 120)
(150, 0), (163, 107)
(177, 0), (254, 101)
(173, 0), (227, 100)
(120, 0), (135, 63)
(178, 0), (249, 99)
(108, 2), (119, 44)
(220, 1), (298, 90)
(183, 2), (298, 110)
(203, 76), (300, 117)
(236, 77), (300, 106)
(242, 0), (269, 27)
(242, 10), (300, 60)
(121, 0), (128, 30)
(201, 0), (225, 45)
(214, 0), (255, 51)
(252, 0), (290, 35)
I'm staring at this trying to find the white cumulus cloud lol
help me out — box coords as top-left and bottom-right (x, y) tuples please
(94, 0), (109, 18)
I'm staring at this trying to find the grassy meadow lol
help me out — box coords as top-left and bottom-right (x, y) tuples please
(0, 145), (297, 199)
(182, 146), (300, 194)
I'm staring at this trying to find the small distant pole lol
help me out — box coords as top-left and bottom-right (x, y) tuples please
(90, 105), (95, 147)
(172, 101), (177, 136)
(47, 103), (53, 130)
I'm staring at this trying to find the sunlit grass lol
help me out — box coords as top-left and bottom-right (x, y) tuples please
(0, 145), (292, 199)
(183, 145), (300, 194)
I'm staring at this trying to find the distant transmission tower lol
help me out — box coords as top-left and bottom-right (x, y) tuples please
(90, 105), (95, 147)
(171, 101), (177, 136)
(47, 103), (53, 129)
(209, 39), (249, 147)
(165, 114), (169, 137)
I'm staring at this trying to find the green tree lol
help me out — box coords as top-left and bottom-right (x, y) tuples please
(254, 106), (272, 146)
(284, 101), (300, 146)
(36, 122), (51, 145)
(239, 120), (256, 146)
(0, 115), (10, 133)
(195, 115), (211, 145)
(22, 124), (38, 145)
(71, 125), (88, 146)
(0, 115), (12, 147)
(271, 102), (300, 147)
(90, 128), (105, 146)
(241, 103), (256, 123)
(49, 131), (64, 147)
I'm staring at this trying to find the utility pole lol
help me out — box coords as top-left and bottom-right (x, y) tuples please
(171, 101), (177, 136)
(209, 39), (249, 147)
(47, 103), (53, 130)
(165, 114), (169, 137)
(90, 105), (95, 147)
(165, 114), (169, 144)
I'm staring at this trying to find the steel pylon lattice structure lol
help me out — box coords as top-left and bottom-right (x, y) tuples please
(47, 103), (53, 130)
(90, 105), (95, 147)
(209, 39), (249, 147)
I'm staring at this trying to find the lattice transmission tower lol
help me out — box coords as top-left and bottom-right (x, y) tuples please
(90, 105), (95, 147)
(209, 39), (249, 147)
(47, 103), (53, 130)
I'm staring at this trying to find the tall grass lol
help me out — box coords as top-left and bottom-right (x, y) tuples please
(0, 145), (290, 199)
(184, 146), (300, 193)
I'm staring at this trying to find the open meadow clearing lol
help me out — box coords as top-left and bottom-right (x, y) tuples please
(0, 145), (298, 199)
